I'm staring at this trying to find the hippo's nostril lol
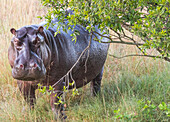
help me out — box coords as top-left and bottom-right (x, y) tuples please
(16, 64), (24, 70)
(33, 63), (37, 68)
(30, 63), (39, 70)
(20, 64), (24, 68)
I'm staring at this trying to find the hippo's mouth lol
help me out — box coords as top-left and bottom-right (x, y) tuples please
(12, 67), (46, 81)
(17, 77), (45, 81)
(12, 72), (46, 81)
(13, 75), (46, 81)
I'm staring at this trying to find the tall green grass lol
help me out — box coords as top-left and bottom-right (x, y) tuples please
(65, 59), (169, 121)
(0, 0), (169, 121)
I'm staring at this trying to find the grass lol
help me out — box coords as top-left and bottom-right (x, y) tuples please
(0, 0), (169, 121)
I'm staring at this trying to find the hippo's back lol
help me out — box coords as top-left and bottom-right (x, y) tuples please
(48, 24), (109, 88)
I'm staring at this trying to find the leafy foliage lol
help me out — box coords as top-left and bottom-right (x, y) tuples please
(41, 0), (170, 61)
(113, 100), (170, 121)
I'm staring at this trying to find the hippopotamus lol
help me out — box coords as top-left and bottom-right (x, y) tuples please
(8, 18), (109, 119)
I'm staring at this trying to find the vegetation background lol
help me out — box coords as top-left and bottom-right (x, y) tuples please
(0, 0), (169, 121)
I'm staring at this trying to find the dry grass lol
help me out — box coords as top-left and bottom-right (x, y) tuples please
(0, 0), (169, 121)
(0, 0), (48, 121)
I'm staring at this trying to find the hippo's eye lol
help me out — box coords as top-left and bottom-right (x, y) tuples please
(32, 37), (40, 48)
(17, 41), (23, 46)
(14, 40), (23, 51)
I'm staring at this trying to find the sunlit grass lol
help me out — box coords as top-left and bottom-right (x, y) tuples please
(0, 0), (169, 121)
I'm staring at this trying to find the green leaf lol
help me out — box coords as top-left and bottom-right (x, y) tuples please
(86, 26), (91, 30)
(158, 102), (167, 110)
(114, 109), (120, 114)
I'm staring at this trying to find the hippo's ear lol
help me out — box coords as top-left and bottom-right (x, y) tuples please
(10, 28), (16, 36)
(37, 26), (44, 34)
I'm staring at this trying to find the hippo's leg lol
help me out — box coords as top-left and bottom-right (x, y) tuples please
(50, 82), (67, 120)
(91, 67), (104, 96)
(17, 81), (37, 108)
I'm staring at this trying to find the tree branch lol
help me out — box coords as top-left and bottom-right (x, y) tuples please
(94, 29), (170, 62)
(109, 54), (163, 59)
(93, 31), (144, 46)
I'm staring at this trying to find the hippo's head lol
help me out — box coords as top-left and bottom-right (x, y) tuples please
(8, 26), (51, 81)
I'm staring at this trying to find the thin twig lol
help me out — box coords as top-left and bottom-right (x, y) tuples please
(121, 28), (146, 55)
(156, 48), (170, 62)
(52, 32), (93, 88)
(112, 29), (124, 42)
(85, 49), (90, 73)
